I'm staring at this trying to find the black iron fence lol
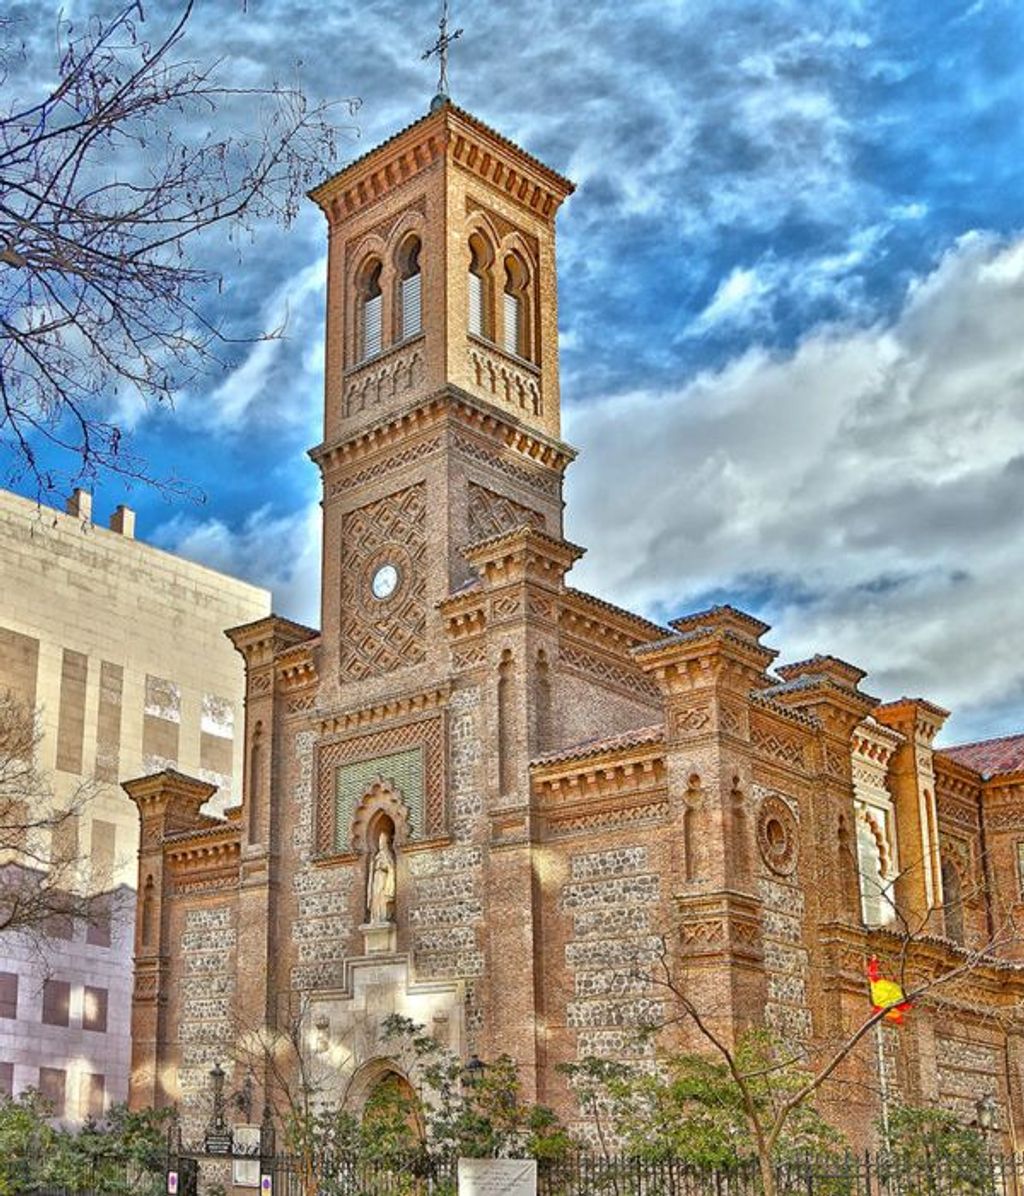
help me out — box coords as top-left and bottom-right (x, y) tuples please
(252, 1152), (1024, 1196)
(23, 1150), (1024, 1195)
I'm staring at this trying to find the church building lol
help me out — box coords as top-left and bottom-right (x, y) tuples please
(126, 95), (1024, 1154)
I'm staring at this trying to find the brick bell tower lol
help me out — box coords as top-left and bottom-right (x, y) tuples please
(308, 98), (576, 709)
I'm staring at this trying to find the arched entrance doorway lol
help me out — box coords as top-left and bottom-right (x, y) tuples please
(347, 1059), (424, 1143)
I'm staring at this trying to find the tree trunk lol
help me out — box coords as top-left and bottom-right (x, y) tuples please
(758, 1152), (777, 1196)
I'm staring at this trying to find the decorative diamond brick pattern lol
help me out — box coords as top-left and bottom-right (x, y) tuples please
(467, 482), (543, 544)
(340, 484), (427, 681)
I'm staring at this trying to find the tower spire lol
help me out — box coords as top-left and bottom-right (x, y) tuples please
(422, 0), (463, 111)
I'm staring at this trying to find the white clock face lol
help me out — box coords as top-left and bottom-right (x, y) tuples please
(371, 563), (400, 600)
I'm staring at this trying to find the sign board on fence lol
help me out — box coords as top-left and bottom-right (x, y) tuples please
(260, 1176), (272, 1194)
(166, 1172), (178, 1195)
(457, 1158), (537, 1195)
(233, 1125), (261, 1187)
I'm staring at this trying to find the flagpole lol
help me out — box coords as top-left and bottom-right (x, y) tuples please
(875, 1018), (891, 1141)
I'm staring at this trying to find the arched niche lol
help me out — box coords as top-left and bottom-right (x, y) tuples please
(350, 778), (412, 855)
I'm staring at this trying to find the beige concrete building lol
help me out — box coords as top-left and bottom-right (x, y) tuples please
(0, 486), (270, 1120)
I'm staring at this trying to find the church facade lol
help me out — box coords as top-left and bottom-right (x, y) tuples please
(127, 100), (1024, 1154)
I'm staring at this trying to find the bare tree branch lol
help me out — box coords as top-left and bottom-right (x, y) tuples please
(0, 3), (359, 496)
(0, 690), (108, 939)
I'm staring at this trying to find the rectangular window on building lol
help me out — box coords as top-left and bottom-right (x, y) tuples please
(82, 986), (108, 1033)
(46, 903), (73, 941)
(55, 649), (88, 774)
(50, 813), (78, 869)
(0, 1061), (12, 1097)
(468, 272), (484, 337)
(41, 979), (70, 1027)
(363, 294), (382, 360)
(143, 674), (181, 773)
(90, 819), (116, 887)
(2, 799), (28, 856)
(81, 1072), (105, 1121)
(0, 627), (40, 711)
(1017, 841), (1024, 898)
(38, 1067), (66, 1117)
(503, 292), (520, 356)
(200, 694), (235, 806)
(86, 891), (112, 948)
(94, 661), (124, 783)
(0, 972), (17, 1019)
(401, 273), (422, 339)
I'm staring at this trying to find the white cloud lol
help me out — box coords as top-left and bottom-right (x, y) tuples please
(185, 256), (326, 433)
(153, 500), (321, 628)
(692, 267), (770, 331)
(565, 231), (1024, 740)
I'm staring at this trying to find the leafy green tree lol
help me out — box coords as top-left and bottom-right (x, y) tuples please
(880, 1105), (995, 1195)
(562, 1031), (846, 1174)
(0, 1090), (59, 1195)
(0, 1093), (168, 1194)
(376, 1014), (572, 1167)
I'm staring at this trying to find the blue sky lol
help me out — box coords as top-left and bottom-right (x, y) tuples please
(6, 0), (1024, 744)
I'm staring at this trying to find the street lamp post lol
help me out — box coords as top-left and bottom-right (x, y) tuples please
(204, 1062), (233, 1155)
(975, 1094), (999, 1190)
(462, 1053), (486, 1091)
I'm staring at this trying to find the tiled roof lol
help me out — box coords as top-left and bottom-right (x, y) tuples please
(310, 100), (574, 204)
(564, 587), (668, 639)
(531, 723), (665, 769)
(940, 734), (1024, 780)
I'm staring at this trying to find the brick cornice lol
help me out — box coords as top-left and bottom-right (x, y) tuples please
(463, 524), (584, 590)
(226, 615), (319, 669)
(309, 103), (574, 224)
(560, 589), (667, 654)
(316, 682), (451, 736)
(874, 697), (950, 744)
(531, 738), (666, 796)
(310, 387), (576, 478)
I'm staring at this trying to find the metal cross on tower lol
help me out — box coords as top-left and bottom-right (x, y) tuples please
(423, 0), (463, 107)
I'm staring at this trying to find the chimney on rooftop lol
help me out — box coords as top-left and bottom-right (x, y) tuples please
(65, 488), (92, 521)
(108, 504), (136, 538)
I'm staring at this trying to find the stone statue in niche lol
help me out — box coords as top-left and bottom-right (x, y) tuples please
(366, 830), (397, 924)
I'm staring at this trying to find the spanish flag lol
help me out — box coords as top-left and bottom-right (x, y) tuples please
(867, 956), (912, 1023)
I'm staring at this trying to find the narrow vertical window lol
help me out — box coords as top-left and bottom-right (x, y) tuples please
(498, 650), (514, 797)
(942, 858), (965, 945)
(397, 236), (422, 340)
(468, 233), (493, 339)
(248, 724), (263, 847)
(535, 650), (551, 755)
(503, 291), (520, 355)
(469, 271), (484, 336)
(503, 253), (530, 359)
(357, 259), (383, 362)
(141, 876), (155, 948)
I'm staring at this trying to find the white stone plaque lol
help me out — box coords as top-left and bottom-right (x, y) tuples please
(457, 1158), (537, 1195)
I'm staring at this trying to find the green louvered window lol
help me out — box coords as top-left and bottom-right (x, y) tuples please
(334, 747), (424, 852)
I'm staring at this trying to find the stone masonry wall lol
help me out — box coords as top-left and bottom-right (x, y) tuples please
(290, 729), (354, 991)
(178, 904), (236, 1141)
(754, 787), (812, 1049)
(410, 686), (485, 984)
(561, 845), (662, 1060)
(936, 1034), (1002, 1125)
